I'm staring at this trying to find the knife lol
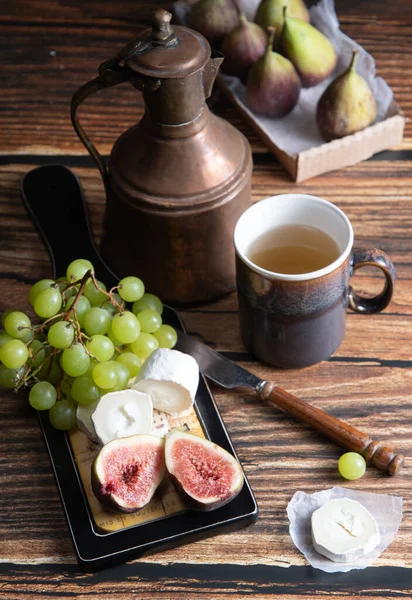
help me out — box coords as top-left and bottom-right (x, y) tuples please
(21, 165), (404, 476)
(176, 333), (404, 476)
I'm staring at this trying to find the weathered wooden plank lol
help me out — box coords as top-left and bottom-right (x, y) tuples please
(0, 0), (411, 155)
(1, 155), (411, 571)
(1, 563), (411, 600)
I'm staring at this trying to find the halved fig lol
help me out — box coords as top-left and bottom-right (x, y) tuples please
(165, 430), (244, 511)
(91, 434), (165, 513)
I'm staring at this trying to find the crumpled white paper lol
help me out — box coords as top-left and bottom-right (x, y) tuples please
(174, 0), (393, 156)
(287, 486), (403, 573)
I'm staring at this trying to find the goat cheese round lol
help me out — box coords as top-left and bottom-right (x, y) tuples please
(133, 348), (199, 416)
(311, 498), (381, 563)
(91, 389), (153, 446)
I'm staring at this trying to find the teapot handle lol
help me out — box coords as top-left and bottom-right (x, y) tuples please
(70, 65), (130, 196)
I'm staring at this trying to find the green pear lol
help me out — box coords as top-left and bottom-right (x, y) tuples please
(316, 50), (377, 141)
(246, 28), (301, 118)
(255, 0), (310, 44)
(281, 9), (337, 87)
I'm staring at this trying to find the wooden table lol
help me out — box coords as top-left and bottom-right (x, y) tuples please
(1, 0), (412, 597)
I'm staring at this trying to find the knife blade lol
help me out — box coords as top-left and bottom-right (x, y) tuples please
(177, 332), (404, 476)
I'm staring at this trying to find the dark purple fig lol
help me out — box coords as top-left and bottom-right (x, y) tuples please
(246, 27), (301, 118)
(91, 434), (165, 513)
(165, 429), (244, 511)
(221, 14), (266, 82)
(188, 0), (240, 48)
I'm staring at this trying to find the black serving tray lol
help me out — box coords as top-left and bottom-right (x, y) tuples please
(21, 164), (258, 572)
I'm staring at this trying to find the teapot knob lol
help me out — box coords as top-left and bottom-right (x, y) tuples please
(151, 9), (179, 47)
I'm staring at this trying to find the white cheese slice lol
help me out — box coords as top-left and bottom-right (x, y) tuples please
(133, 348), (199, 416)
(91, 389), (153, 446)
(76, 401), (99, 443)
(311, 498), (381, 563)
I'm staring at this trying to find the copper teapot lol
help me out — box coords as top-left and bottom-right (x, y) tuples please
(71, 9), (252, 304)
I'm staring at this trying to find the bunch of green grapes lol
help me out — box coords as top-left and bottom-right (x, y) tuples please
(0, 259), (177, 431)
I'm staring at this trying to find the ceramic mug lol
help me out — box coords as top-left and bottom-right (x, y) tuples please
(234, 194), (396, 368)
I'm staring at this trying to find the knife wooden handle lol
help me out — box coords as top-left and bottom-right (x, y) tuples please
(259, 382), (404, 475)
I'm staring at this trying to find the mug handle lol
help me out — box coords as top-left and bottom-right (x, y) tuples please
(349, 248), (396, 314)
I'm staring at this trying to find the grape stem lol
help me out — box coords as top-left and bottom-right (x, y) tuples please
(64, 271), (93, 322)
(90, 275), (124, 314)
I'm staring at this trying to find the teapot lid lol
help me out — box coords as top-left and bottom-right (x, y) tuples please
(125, 9), (210, 79)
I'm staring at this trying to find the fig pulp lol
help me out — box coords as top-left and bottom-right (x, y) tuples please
(165, 430), (244, 511)
(91, 435), (165, 513)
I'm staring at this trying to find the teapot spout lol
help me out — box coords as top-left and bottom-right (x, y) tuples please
(203, 49), (224, 98)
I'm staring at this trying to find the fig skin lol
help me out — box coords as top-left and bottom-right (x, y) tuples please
(246, 28), (301, 118)
(255, 0), (310, 45)
(188, 0), (240, 48)
(317, 50), (377, 141)
(221, 14), (267, 82)
(165, 429), (244, 512)
(91, 434), (165, 514)
(280, 8), (337, 87)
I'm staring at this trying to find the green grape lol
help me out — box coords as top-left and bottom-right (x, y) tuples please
(137, 309), (162, 334)
(0, 364), (19, 389)
(47, 321), (75, 349)
(116, 352), (141, 378)
(111, 311), (140, 344)
(130, 332), (159, 360)
(34, 287), (62, 319)
(0, 330), (13, 348)
(132, 293), (163, 316)
(37, 354), (62, 384)
(30, 339), (46, 368)
(60, 377), (73, 400)
(111, 362), (131, 391)
(83, 307), (111, 336)
(107, 325), (123, 347)
(29, 381), (57, 410)
(153, 324), (177, 349)
(85, 358), (98, 377)
(71, 375), (101, 405)
(29, 279), (55, 306)
(21, 328), (34, 344)
(56, 276), (74, 294)
(65, 295), (91, 328)
(102, 293), (123, 317)
(118, 276), (145, 303)
(86, 335), (114, 362)
(1, 308), (17, 327)
(61, 343), (90, 377)
(92, 361), (118, 389)
(84, 279), (107, 306)
(338, 452), (366, 480)
(49, 399), (77, 430)
(4, 311), (31, 340)
(66, 258), (94, 283)
(0, 339), (29, 369)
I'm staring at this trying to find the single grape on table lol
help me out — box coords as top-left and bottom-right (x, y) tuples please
(0, 258), (177, 430)
(338, 452), (366, 480)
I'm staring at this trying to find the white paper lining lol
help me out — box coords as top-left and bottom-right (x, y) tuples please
(174, 0), (393, 157)
(287, 486), (403, 573)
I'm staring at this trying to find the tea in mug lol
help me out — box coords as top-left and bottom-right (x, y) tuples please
(247, 224), (341, 275)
